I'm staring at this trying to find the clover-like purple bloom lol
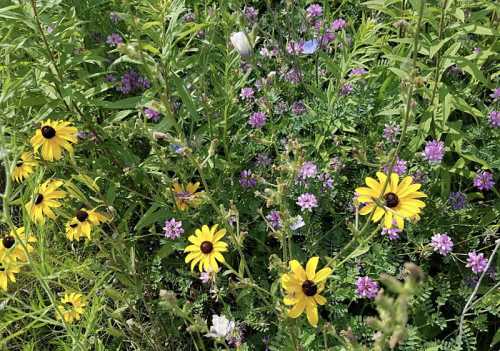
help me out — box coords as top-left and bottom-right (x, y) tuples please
(144, 108), (161, 122)
(306, 4), (323, 18)
(423, 140), (445, 164)
(473, 171), (495, 191)
(489, 88), (500, 101)
(163, 219), (184, 239)
(106, 33), (123, 46)
(466, 252), (488, 274)
(340, 83), (353, 96)
(356, 276), (379, 299)
(430, 233), (453, 256)
(291, 101), (307, 115)
(383, 158), (407, 176)
(239, 170), (257, 188)
(488, 111), (500, 128)
(381, 227), (402, 240)
(349, 68), (367, 77)
(448, 191), (466, 210)
(296, 193), (318, 212)
(240, 87), (255, 100)
(331, 18), (347, 31)
(266, 210), (282, 230)
(243, 6), (258, 22)
(298, 161), (317, 180)
(383, 123), (400, 143)
(248, 112), (267, 128)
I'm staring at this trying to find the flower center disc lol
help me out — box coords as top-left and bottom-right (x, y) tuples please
(76, 210), (89, 222)
(35, 194), (44, 205)
(200, 241), (213, 254)
(384, 192), (399, 208)
(16, 161), (24, 167)
(302, 280), (318, 296)
(2, 236), (15, 249)
(41, 125), (56, 139)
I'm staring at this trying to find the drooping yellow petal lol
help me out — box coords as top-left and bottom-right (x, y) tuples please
(287, 299), (306, 318)
(289, 260), (306, 281)
(305, 257), (319, 281)
(305, 300), (319, 327)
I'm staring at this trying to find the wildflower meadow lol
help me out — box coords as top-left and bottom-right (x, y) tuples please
(1, 0), (499, 350)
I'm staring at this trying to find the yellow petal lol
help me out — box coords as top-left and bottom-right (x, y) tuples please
(289, 260), (306, 281)
(305, 257), (319, 280)
(313, 267), (332, 283)
(306, 300), (319, 327)
(314, 294), (327, 305)
(287, 298), (306, 318)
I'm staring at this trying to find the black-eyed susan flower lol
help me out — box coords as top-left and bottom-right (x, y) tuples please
(30, 119), (78, 161)
(11, 152), (38, 182)
(0, 248), (21, 291)
(0, 227), (36, 262)
(56, 293), (86, 324)
(281, 257), (332, 327)
(184, 224), (228, 272)
(355, 172), (426, 229)
(25, 179), (66, 224)
(65, 208), (108, 241)
(172, 182), (203, 211)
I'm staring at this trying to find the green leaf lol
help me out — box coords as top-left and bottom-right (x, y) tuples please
(156, 242), (175, 259)
(134, 203), (164, 231)
(94, 96), (143, 109)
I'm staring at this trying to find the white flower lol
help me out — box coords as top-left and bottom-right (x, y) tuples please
(290, 215), (305, 230)
(230, 32), (252, 56)
(205, 314), (235, 339)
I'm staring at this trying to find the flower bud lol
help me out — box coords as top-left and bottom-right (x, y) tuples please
(230, 32), (252, 57)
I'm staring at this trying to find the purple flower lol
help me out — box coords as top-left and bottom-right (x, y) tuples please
(266, 210), (282, 229)
(331, 18), (347, 31)
(412, 170), (428, 184)
(243, 6), (258, 22)
(298, 161), (317, 180)
(489, 88), (500, 101)
(423, 140), (445, 164)
(144, 108), (161, 122)
(248, 112), (267, 128)
(47, 26), (54, 34)
(163, 219), (184, 239)
(329, 157), (344, 171)
(473, 171), (495, 191)
(106, 33), (123, 46)
(118, 70), (150, 94)
(488, 111), (500, 128)
(183, 12), (196, 23)
(110, 12), (121, 23)
(283, 68), (302, 84)
(340, 83), (353, 96)
(473, 47), (481, 54)
(448, 191), (466, 210)
(383, 158), (407, 176)
(349, 68), (368, 77)
(105, 74), (116, 82)
(255, 153), (272, 167)
(318, 172), (334, 190)
(239, 170), (257, 188)
(306, 4), (323, 18)
(291, 101), (307, 115)
(381, 226), (402, 240)
(259, 46), (278, 58)
(302, 39), (319, 54)
(296, 193), (318, 212)
(430, 233), (453, 256)
(466, 252), (488, 274)
(383, 123), (400, 143)
(274, 101), (289, 115)
(286, 41), (304, 55)
(240, 87), (255, 100)
(356, 276), (379, 299)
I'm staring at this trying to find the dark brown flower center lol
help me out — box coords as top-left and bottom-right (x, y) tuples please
(16, 161), (24, 167)
(76, 210), (89, 222)
(41, 125), (56, 139)
(384, 192), (399, 208)
(35, 194), (44, 205)
(200, 241), (213, 254)
(3, 236), (15, 249)
(0, 262), (4, 272)
(302, 280), (318, 296)
(70, 223), (78, 228)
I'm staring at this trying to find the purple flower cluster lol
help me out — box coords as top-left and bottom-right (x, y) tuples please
(248, 112), (267, 128)
(383, 123), (400, 143)
(291, 101), (307, 115)
(286, 41), (304, 55)
(318, 172), (334, 190)
(448, 191), (467, 210)
(144, 108), (161, 122)
(106, 33), (123, 46)
(381, 227), (402, 240)
(110, 12), (121, 24)
(255, 153), (272, 167)
(296, 193), (318, 212)
(349, 68), (368, 77)
(423, 140), (445, 164)
(329, 157), (344, 171)
(163, 219), (184, 239)
(488, 111), (500, 128)
(430, 233), (453, 256)
(466, 252), (488, 274)
(239, 170), (257, 188)
(283, 68), (302, 84)
(240, 87), (255, 100)
(340, 83), (353, 96)
(473, 171), (495, 191)
(490, 88), (500, 101)
(306, 4), (323, 18)
(356, 276), (379, 299)
(383, 158), (407, 176)
(118, 70), (150, 94)
(331, 18), (347, 31)
(298, 161), (317, 180)
(259, 46), (278, 58)
(243, 6), (258, 22)
(266, 210), (282, 230)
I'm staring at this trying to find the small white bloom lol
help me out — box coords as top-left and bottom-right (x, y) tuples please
(205, 314), (235, 339)
(290, 215), (305, 230)
(230, 32), (252, 56)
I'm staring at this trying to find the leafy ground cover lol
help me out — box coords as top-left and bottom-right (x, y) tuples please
(0, 0), (499, 350)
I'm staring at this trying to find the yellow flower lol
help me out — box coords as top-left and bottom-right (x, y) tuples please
(56, 293), (86, 324)
(30, 119), (78, 161)
(65, 208), (109, 241)
(355, 172), (426, 229)
(184, 224), (228, 272)
(172, 182), (203, 211)
(0, 248), (21, 291)
(11, 152), (38, 182)
(0, 227), (36, 262)
(281, 257), (332, 327)
(25, 179), (66, 224)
